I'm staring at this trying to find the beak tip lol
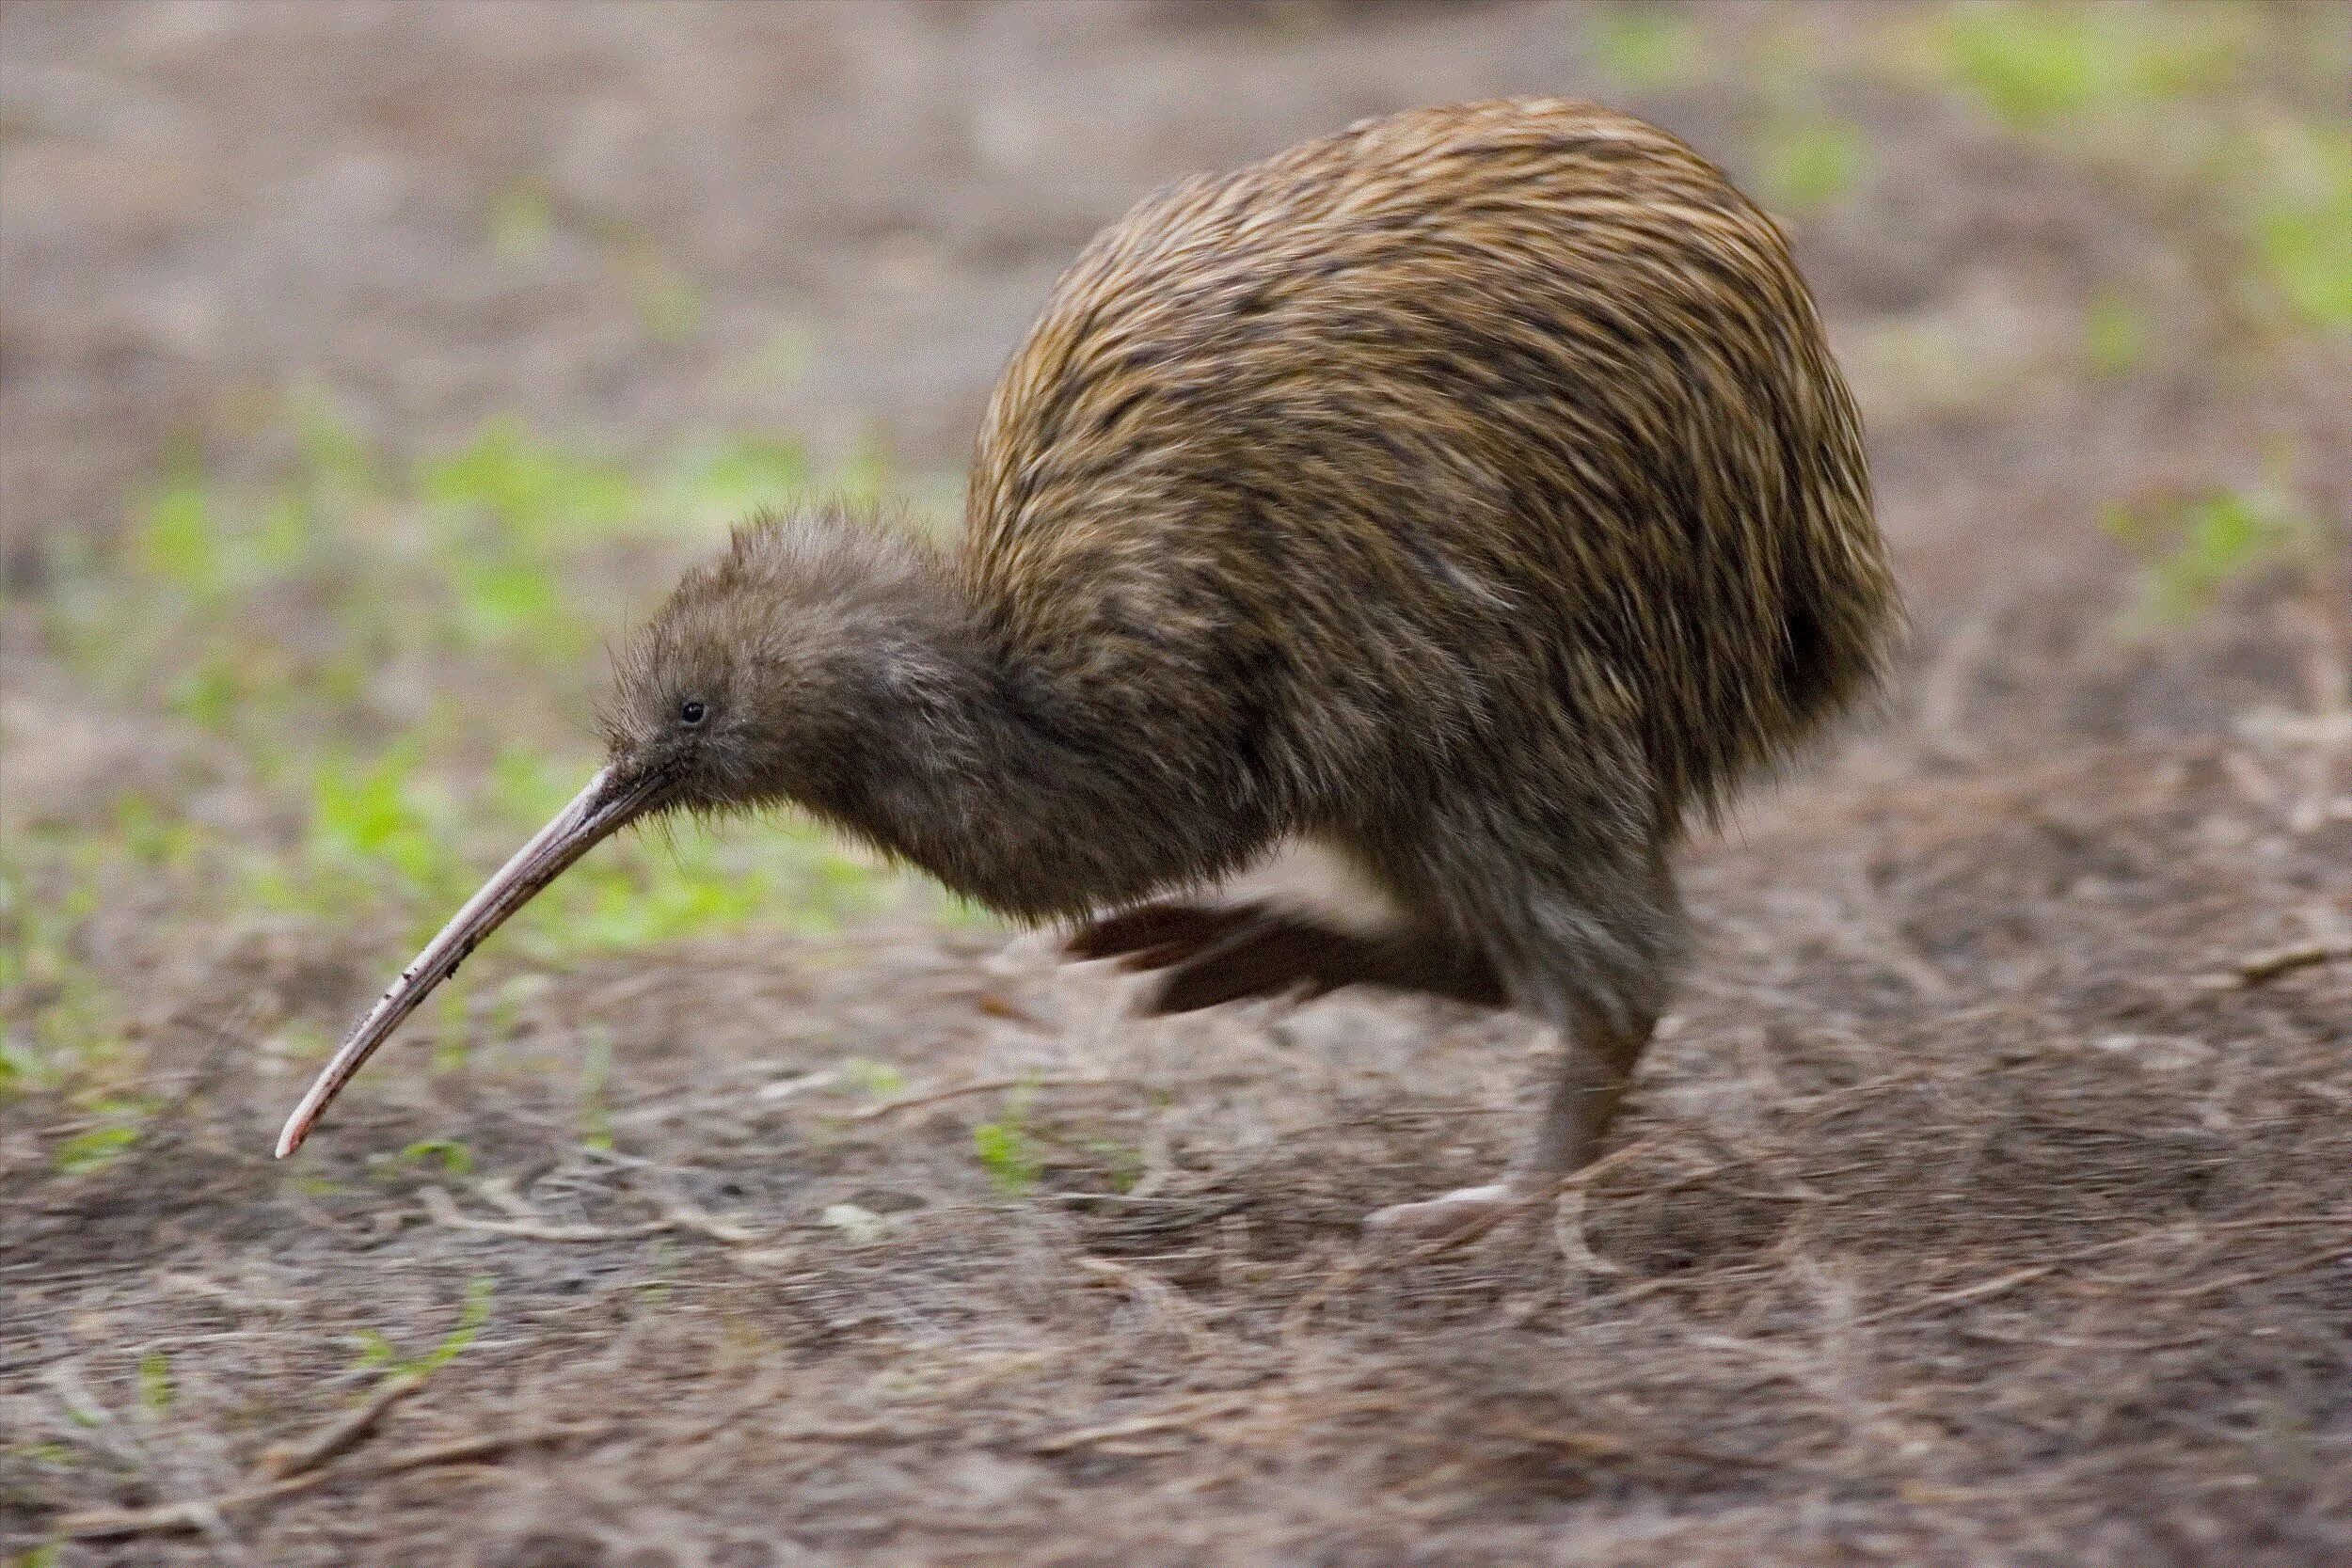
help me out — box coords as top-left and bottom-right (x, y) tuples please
(274, 1122), (305, 1160)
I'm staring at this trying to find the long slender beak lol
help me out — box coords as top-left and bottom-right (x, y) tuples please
(275, 765), (667, 1158)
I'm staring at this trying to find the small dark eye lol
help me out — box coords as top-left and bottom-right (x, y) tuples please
(678, 700), (707, 726)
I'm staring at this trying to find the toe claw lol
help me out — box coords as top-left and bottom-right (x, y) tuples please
(1361, 1183), (1534, 1249)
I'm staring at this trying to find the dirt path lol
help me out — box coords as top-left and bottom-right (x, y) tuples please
(4, 5), (2347, 1565)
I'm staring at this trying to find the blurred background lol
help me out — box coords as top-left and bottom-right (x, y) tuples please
(2, 5), (2346, 1564)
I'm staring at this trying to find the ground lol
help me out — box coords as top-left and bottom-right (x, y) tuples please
(2, 3), (2348, 1565)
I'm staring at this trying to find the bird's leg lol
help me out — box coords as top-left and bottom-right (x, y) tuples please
(1066, 900), (1505, 1012)
(1522, 992), (1656, 1180)
(1361, 993), (1660, 1246)
(1358, 836), (1685, 1249)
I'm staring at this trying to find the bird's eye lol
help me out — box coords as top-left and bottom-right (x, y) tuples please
(678, 700), (707, 726)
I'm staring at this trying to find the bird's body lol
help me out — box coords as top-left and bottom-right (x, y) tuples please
(281, 101), (1899, 1238)
(972, 101), (1882, 862)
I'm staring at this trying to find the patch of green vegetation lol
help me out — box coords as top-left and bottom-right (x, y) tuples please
(10, 1442), (75, 1467)
(933, 892), (1008, 932)
(111, 794), (203, 871)
(668, 434), (814, 525)
(829, 433), (898, 511)
(131, 438), (330, 609)
(1587, 7), (1699, 91)
(2081, 289), (2152, 377)
(164, 655), (244, 734)
(420, 418), (643, 546)
(391, 1137), (475, 1177)
(243, 745), (470, 943)
(2241, 121), (2352, 332)
(0, 852), (119, 1093)
(974, 1098), (1042, 1196)
(66, 397), (860, 715)
(353, 1275), (493, 1378)
(405, 419), (660, 666)
(309, 743), (469, 904)
(2105, 477), (2326, 626)
(1756, 116), (1870, 214)
(1927, 2), (2245, 129)
(25, 396), (940, 1111)
(53, 1119), (139, 1177)
(132, 451), (230, 597)
(0, 1037), (42, 1095)
(1898, 8), (2337, 351)
(246, 736), (891, 969)
(431, 975), (475, 1074)
(1086, 1138), (1145, 1195)
(560, 846), (771, 948)
(578, 1026), (614, 1151)
(10, 1545), (60, 1568)
(837, 1057), (908, 1101)
(135, 1350), (172, 1418)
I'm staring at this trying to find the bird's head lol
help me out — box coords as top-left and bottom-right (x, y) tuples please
(596, 509), (955, 818)
(275, 508), (957, 1157)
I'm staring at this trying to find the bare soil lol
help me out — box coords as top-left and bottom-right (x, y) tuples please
(3, 4), (2347, 1565)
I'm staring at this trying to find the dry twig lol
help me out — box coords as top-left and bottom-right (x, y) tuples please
(417, 1183), (758, 1244)
(1027, 1390), (1259, 1454)
(2228, 940), (2351, 987)
(420, 1184), (674, 1242)
(257, 1370), (424, 1479)
(57, 1423), (621, 1540)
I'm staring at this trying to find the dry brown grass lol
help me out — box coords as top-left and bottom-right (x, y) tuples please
(9, 717), (2347, 1567)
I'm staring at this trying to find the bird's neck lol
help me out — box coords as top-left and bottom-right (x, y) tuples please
(801, 578), (1188, 924)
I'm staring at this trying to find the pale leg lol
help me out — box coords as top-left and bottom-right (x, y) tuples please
(1361, 995), (1658, 1244)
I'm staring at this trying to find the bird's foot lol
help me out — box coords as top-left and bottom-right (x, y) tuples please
(1361, 1181), (1551, 1249)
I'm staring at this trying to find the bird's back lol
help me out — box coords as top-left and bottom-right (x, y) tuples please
(961, 99), (1896, 833)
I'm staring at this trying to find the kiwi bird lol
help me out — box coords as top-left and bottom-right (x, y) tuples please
(278, 99), (1898, 1241)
